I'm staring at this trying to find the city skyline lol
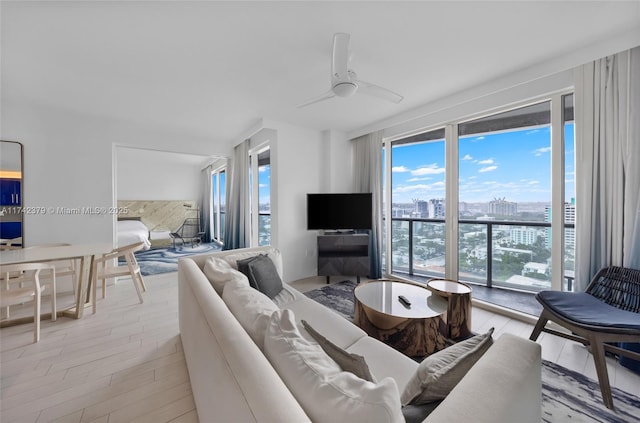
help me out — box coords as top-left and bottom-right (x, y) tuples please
(391, 124), (575, 205)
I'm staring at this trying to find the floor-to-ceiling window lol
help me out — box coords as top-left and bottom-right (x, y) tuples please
(211, 167), (226, 243)
(389, 128), (446, 279)
(385, 92), (574, 294)
(249, 146), (271, 246)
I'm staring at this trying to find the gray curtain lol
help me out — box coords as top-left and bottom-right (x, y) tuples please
(199, 165), (212, 243)
(352, 131), (384, 279)
(574, 46), (640, 290)
(223, 139), (250, 250)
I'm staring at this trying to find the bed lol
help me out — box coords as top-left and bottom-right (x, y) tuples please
(117, 218), (152, 250)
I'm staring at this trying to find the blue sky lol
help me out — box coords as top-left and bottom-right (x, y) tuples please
(391, 124), (575, 204)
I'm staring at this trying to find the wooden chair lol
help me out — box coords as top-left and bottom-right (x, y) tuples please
(24, 243), (77, 294)
(530, 266), (640, 409)
(91, 241), (147, 313)
(0, 263), (57, 343)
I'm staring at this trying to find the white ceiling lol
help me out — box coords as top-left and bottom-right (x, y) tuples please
(2, 1), (640, 146)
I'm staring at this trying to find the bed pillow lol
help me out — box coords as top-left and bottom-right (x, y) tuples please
(203, 256), (250, 295)
(264, 309), (404, 423)
(222, 278), (279, 350)
(401, 328), (494, 405)
(301, 319), (375, 382)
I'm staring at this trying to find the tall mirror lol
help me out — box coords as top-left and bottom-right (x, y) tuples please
(0, 141), (24, 248)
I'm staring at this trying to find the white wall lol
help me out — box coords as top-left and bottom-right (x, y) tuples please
(1, 100), (230, 246)
(116, 147), (206, 202)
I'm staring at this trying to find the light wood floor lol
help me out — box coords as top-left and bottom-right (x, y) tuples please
(2, 273), (639, 423)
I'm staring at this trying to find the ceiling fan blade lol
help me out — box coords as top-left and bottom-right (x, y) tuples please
(297, 90), (336, 108)
(357, 80), (404, 104)
(332, 33), (351, 81)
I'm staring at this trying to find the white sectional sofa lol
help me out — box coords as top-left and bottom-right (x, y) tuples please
(178, 246), (542, 422)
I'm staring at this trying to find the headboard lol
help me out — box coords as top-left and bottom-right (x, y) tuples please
(117, 200), (198, 232)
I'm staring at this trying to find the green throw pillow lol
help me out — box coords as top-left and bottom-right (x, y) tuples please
(401, 328), (494, 405)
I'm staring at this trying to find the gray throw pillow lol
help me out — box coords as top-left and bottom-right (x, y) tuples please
(302, 320), (375, 383)
(236, 256), (260, 290)
(401, 328), (494, 405)
(246, 254), (283, 299)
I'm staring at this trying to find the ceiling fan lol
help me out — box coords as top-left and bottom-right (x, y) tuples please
(298, 33), (404, 108)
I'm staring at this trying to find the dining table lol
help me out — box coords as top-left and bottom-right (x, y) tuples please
(0, 243), (113, 323)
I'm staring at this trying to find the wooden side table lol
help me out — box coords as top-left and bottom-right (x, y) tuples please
(426, 279), (473, 341)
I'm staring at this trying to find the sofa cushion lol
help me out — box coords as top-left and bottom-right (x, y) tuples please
(246, 254), (284, 299)
(285, 297), (366, 349)
(264, 309), (404, 423)
(202, 256), (250, 295)
(346, 336), (418, 392)
(272, 283), (306, 307)
(401, 328), (494, 405)
(302, 319), (375, 382)
(222, 278), (279, 350)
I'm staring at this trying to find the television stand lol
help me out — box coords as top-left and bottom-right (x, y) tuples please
(317, 233), (370, 284)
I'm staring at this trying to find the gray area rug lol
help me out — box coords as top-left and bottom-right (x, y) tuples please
(128, 243), (222, 276)
(304, 280), (640, 423)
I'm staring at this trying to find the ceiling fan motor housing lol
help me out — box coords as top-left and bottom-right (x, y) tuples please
(333, 81), (358, 97)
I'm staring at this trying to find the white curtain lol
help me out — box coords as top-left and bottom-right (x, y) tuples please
(574, 46), (640, 291)
(352, 130), (384, 279)
(223, 139), (250, 250)
(199, 165), (212, 243)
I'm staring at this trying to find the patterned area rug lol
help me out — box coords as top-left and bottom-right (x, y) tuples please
(304, 280), (640, 423)
(128, 243), (222, 276)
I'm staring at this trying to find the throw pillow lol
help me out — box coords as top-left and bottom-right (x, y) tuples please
(264, 309), (404, 423)
(202, 256), (250, 295)
(400, 328), (494, 405)
(222, 247), (284, 278)
(222, 278), (279, 350)
(301, 319), (375, 382)
(247, 254), (284, 299)
(236, 255), (260, 289)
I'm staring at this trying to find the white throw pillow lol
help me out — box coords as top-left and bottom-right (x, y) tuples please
(203, 256), (250, 295)
(222, 278), (279, 350)
(264, 309), (404, 423)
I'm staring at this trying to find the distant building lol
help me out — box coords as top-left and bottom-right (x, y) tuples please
(523, 262), (549, 276)
(545, 200), (576, 248)
(489, 197), (517, 216)
(413, 199), (428, 217)
(428, 198), (445, 218)
(510, 226), (539, 245)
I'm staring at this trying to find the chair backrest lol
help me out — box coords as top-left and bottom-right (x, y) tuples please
(586, 266), (640, 313)
(177, 218), (200, 238)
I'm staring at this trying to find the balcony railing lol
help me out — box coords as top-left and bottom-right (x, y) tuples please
(388, 217), (575, 292)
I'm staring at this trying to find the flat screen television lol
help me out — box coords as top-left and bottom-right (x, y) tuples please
(307, 193), (372, 231)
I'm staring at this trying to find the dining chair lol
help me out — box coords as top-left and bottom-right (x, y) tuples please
(529, 266), (640, 409)
(0, 262), (57, 342)
(91, 241), (147, 313)
(24, 243), (78, 294)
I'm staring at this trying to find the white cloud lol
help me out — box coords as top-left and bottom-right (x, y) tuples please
(479, 165), (498, 173)
(411, 163), (445, 176)
(528, 180), (539, 185)
(461, 154), (473, 161)
(534, 146), (552, 156)
(392, 165), (410, 173)
(477, 159), (494, 165)
(407, 177), (433, 182)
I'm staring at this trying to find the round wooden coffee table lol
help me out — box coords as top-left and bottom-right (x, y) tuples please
(354, 280), (448, 357)
(426, 279), (472, 340)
